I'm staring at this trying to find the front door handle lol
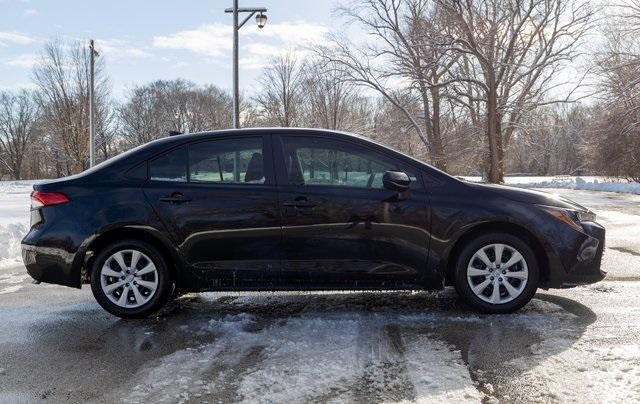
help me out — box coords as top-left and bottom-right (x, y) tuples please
(159, 192), (192, 204)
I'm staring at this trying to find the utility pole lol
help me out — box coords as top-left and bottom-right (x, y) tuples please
(88, 39), (99, 167)
(225, 2), (267, 129)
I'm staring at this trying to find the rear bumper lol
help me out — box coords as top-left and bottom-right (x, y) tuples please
(547, 221), (606, 288)
(21, 244), (82, 288)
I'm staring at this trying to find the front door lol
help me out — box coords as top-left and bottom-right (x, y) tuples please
(274, 134), (431, 288)
(143, 135), (281, 288)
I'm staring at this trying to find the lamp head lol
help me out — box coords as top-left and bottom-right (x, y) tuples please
(256, 12), (267, 29)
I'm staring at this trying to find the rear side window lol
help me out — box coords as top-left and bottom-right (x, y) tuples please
(149, 146), (187, 182)
(189, 137), (265, 184)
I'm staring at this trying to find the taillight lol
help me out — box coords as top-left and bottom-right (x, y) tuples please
(31, 191), (69, 208)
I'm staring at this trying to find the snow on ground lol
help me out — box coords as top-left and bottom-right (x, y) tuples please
(464, 175), (640, 195)
(118, 293), (577, 404)
(511, 340), (640, 403)
(0, 181), (36, 270)
(503, 282), (640, 403)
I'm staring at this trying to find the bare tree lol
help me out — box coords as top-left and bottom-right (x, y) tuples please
(508, 104), (590, 175)
(440, 0), (595, 182)
(119, 79), (232, 147)
(586, 2), (640, 181)
(0, 90), (39, 180)
(302, 60), (371, 132)
(254, 52), (305, 127)
(32, 40), (112, 175)
(317, 0), (456, 170)
(371, 95), (429, 160)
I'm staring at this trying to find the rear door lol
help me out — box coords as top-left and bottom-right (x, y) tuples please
(143, 135), (281, 288)
(274, 133), (431, 288)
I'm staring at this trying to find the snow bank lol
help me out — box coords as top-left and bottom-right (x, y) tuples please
(511, 176), (640, 195)
(464, 176), (640, 195)
(0, 181), (36, 269)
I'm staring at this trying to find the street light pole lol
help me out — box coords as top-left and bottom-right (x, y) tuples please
(232, 0), (240, 129)
(225, 2), (267, 129)
(88, 39), (99, 167)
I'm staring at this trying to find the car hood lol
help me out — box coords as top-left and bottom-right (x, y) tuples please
(466, 182), (589, 211)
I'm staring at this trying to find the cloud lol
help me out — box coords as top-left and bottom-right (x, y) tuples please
(243, 21), (329, 45)
(153, 24), (231, 58)
(98, 39), (152, 60)
(3, 53), (39, 68)
(238, 43), (314, 69)
(152, 21), (328, 69)
(24, 8), (38, 16)
(0, 31), (37, 47)
(0, 82), (37, 91)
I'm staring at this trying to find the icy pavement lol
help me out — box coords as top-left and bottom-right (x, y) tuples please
(1, 283), (639, 403)
(112, 289), (640, 404)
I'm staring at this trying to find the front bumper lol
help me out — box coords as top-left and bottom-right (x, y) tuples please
(22, 244), (82, 288)
(548, 221), (606, 288)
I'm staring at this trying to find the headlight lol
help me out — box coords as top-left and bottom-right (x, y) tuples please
(576, 210), (596, 222)
(538, 205), (596, 231)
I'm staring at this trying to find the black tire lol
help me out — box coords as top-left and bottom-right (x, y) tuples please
(454, 232), (539, 314)
(90, 239), (172, 319)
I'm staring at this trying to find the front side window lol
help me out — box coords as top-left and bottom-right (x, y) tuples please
(282, 136), (420, 189)
(149, 146), (187, 182)
(189, 137), (265, 184)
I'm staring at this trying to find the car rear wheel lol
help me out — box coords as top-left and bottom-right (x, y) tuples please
(454, 232), (539, 313)
(90, 240), (172, 318)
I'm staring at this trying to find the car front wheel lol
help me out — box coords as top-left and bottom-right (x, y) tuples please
(454, 233), (539, 313)
(90, 240), (172, 318)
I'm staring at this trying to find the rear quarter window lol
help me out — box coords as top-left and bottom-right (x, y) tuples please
(149, 146), (187, 182)
(126, 162), (148, 180)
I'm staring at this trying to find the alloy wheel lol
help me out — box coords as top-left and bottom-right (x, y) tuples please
(466, 243), (529, 305)
(99, 249), (158, 308)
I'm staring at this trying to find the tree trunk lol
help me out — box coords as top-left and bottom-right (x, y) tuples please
(486, 85), (504, 183)
(418, 83), (448, 171)
(429, 85), (447, 172)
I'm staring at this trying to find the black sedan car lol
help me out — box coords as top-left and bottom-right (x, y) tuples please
(22, 128), (606, 318)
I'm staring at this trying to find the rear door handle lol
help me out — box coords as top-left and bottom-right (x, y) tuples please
(159, 192), (192, 204)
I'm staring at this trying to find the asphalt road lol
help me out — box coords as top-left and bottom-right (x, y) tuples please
(1, 189), (639, 403)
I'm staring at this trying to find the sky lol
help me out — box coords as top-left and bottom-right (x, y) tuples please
(0, 0), (341, 98)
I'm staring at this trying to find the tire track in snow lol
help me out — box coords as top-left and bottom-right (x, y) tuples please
(348, 322), (417, 403)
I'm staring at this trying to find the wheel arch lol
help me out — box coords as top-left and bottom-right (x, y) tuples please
(81, 226), (181, 286)
(444, 221), (549, 287)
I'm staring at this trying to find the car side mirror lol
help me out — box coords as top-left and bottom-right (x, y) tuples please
(383, 171), (410, 193)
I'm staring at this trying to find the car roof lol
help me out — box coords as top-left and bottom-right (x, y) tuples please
(168, 127), (368, 141)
